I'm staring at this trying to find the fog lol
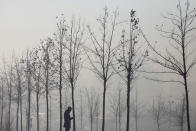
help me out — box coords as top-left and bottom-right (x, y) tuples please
(0, 0), (196, 131)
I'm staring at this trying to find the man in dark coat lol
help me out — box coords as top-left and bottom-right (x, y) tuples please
(64, 106), (73, 131)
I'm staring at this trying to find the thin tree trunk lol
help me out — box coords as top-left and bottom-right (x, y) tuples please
(26, 105), (28, 131)
(184, 76), (190, 131)
(115, 113), (118, 131)
(90, 114), (93, 131)
(8, 84), (12, 131)
(182, 34), (191, 131)
(102, 80), (106, 131)
(0, 86), (3, 131)
(45, 47), (50, 131)
(157, 120), (160, 131)
(27, 72), (31, 131)
(59, 86), (62, 131)
(80, 93), (83, 131)
(59, 40), (63, 131)
(119, 116), (121, 131)
(46, 88), (49, 131)
(71, 82), (76, 131)
(46, 68), (49, 131)
(96, 117), (98, 131)
(126, 71), (131, 131)
(16, 91), (19, 131)
(135, 89), (138, 131)
(36, 92), (40, 131)
(20, 89), (23, 131)
(118, 91), (121, 131)
(50, 95), (52, 131)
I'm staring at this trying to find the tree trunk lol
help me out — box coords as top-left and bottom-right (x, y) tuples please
(20, 89), (23, 131)
(182, 36), (191, 131)
(135, 89), (138, 131)
(126, 71), (131, 131)
(50, 96), (52, 131)
(45, 53), (49, 131)
(36, 92), (40, 131)
(46, 75), (49, 131)
(71, 82), (76, 131)
(59, 40), (63, 131)
(96, 116), (98, 131)
(184, 76), (190, 131)
(115, 113), (118, 131)
(8, 85), (12, 131)
(59, 87), (62, 131)
(119, 116), (121, 131)
(80, 93), (83, 131)
(102, 80), (106, 131)
(90, 115), (93, 131)
(0, 86), (3, 131)
(157, 120), (160, 131)
(16, 91), (19, 131)
(118, 91), (121, 131)
(27, 74), (31, 131)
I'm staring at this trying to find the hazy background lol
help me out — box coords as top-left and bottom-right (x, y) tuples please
(0, 0), (196, 130)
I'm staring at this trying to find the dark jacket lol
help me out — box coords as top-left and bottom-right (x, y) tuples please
(64, 110), (72, 128)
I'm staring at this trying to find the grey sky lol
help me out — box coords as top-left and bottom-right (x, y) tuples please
(2, 0), (195, 55)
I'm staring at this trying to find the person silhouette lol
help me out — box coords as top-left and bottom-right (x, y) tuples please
(64, 106), (73, 131)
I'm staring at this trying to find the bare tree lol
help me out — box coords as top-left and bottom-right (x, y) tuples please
(53, 14), (68, 131)
(3, 59), (14, 131)
(11, 57), (26, 131)
(40, 38), (54, 131)
(141, 1), (196, 131)
(114, 10), (147, 131)
(31, 48), (45, 131)
(63, 17), (84, 131)
(22, 50), (33, 131)
(13, 59), (24, 131)
(0, 77), (5, 131)
(84, 8), (119, 131)
(151, 95), (166, 131)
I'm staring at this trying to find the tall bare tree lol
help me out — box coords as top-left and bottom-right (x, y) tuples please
(3, 59), (14, 131)
(13, 59), (24, 131)
(40, 38), (54, 131)
(31, 47), (45, 131)
(84, 8), (119, 131)
(63, 17), (84, 131)
(22, 50), (33, 131)
(53, 14), (68, 131)
(141, 1), (196, 131)
(114, 10), (147, 131)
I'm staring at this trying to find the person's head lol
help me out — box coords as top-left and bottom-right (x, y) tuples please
(67, 106), (72, 112)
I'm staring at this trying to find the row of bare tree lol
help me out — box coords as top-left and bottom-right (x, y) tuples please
(0, 0), (195, 131)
